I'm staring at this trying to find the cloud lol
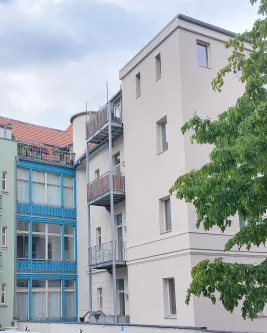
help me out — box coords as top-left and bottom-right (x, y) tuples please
(0, 0), (260, 130)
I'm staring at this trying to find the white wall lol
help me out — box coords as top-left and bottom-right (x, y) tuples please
(18, 322), (208, 333)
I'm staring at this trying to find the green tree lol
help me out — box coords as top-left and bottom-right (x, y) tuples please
(170, 0), (267, 320)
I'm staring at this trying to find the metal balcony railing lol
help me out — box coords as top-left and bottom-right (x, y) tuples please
(17, 142), (75, 166)
(87, 171), (125, 205)
(86, 102), (122, 140)
(89, 241), (126, 268)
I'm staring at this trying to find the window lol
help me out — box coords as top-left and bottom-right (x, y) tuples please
(2, 172), (7, 192)
(136, 72), (141, 98)
(0, 283), (6, 305)
(32, 223), (61, 261)
(155, 53), (161, 81)
(113, 152), (121, 173)
(117, 279), (125, 316)
(94, 169), (100, 180)
(64, 225), (75, 261)
(17, 168), (29, 203)
(197, 42), (209, 67)
(160, 197), (172, 233)
(64, 176), (74, 208)
(96, 227), (101, 248)
(157, 116), (168, 154)
(163, 278), (176, 317)
(1, 226), (7, 248)
(16, 280), (29, 319)
(32, 171), (60, 206)
(17, 221), (29, 259)
(239, 216), (249, 228)
(97, 287), (103, 310)
(65, 280), (75, 318)
(32, 280), (61, 319)
(235, 53), (244, 78)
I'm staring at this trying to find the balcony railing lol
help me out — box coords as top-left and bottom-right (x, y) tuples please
(17, 202), (76, 219)
(89, 241), (126, 269)
(86, 102), (123, 143)
(17, 259), (76, 273)
(87, 171), (125, 206)
(17, 142), (75, 166)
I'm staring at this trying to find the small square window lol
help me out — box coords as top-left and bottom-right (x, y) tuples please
(197, 42), (209, 67)
(155, 53), (161, 81)
(136, 72), (141, 98)
(159, 196), (172, 233)
(157, 116), (168, 154)
(163, 278), (176, 317)
(1, 227), (7, 248)
(2, 172), (7, 192)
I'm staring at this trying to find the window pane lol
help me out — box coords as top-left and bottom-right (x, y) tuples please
(32, 170), (45, 182)
(64, 237), (74, 261)
(32, 222), (46, 233)
(32, 182), (45, 204)
(17, 221), (29, 232)
(17, 179), (29, 203)
(197, 43), (208, 67)
(64, 225), (74, 235)
(48, 235), (61, 261)
(47, 184), (60, 206)
(64, 187), (74, 208)
(17, 280), (28, 289)
(65, 280), (75, 290)
(32, 292), (46, 319)
(65, 291), (75, 318)
(47, 173), (60, 184)
(165, 199), (172, 231)
(168, 279), (176, 315)
(32, 234), (46, 260)
(17, 234), (29, 259)
(17, 168), (29, 179)
(48, 291), (61, 318)
(32, 280), (46, 288)
(48, 280), (61, 289)
(16, 292), (29, 319)
(117, 214), (122, 226)
(118, 279), (124, 291)
(48, 224), (61, 234)
(64, 176), (73, 186)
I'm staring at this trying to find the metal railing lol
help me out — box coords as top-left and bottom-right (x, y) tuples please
(17, 142), (75, 166)
(86, 101), (122, 139)
(87, 171), (125, 202)
(89, 241), (126, 266)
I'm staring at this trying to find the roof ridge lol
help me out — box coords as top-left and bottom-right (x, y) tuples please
(0, 116), (68, 133)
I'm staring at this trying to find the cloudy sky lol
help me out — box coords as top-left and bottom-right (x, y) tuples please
(0, 0), (259, 129)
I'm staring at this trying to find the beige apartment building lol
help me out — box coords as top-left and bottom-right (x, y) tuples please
(73, 15), (267, 332)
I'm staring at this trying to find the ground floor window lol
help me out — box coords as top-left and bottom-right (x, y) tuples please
(16, 278), (76, 321)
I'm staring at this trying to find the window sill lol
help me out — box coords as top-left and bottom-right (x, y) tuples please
(198, 64), (212, 70)
(0, 305), (7, 308)
(157, 149), (168, 156)
(1, 247), (8, 250)
(1, 191), (8, 195)
(160, 230), (172, 236)
(165, 315), (177, 319)
(136, 94), (141, 99)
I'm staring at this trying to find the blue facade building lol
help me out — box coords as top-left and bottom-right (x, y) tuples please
(15, 143), (77, 322)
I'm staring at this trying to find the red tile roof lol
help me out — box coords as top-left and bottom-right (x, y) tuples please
(0, 116), (72, 148)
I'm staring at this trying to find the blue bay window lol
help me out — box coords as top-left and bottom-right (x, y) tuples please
(16, 278), (77, 321)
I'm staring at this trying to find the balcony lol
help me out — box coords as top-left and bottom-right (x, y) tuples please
(86, 102), (123, 144)
(17, 142), (75, 167)
(16, 259), (76, 273)
(89, 241), (126, 270)
(17, 202), (76, 219)
(87, 171), (125, 207)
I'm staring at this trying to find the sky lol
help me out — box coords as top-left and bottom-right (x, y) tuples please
(0, 0), (259, 129)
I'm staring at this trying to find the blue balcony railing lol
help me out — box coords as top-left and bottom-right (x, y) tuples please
(17, 259), (76, 273)
(17, 202), (76, 219)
